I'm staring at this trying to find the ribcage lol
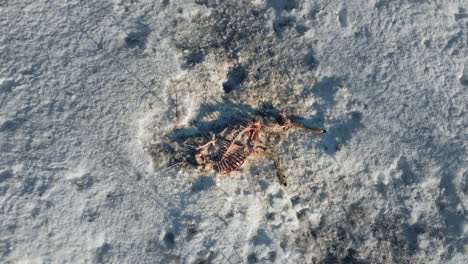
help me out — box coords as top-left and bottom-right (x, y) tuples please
(210, 124), (251, 174)
(213, 142), (247, 174)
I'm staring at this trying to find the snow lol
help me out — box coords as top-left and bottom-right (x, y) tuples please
(0, 0), (466, 263)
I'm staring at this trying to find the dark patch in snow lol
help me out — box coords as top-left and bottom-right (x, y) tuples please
(161, 0), (170, 8)
(296, 24), (309, 35)
(374, 182), (387, 197)
(272, 16), (296, 38)
(163, 232), (175, 249)
(266, 212), (275, 221)
(223, 65), (247, 93)
(124, 22), (150, 49)
(247, 252), (258, 263)
(303, 49), (318, 70)
(0, 118), (26, 132)
(290, 195), (301, 205)
(374, 0), (389, 9)
(0, 79), (15, 93)
(339, 8), (348, 27)
(182, 50), (205, 69)
(251, 229), (272, 246)
(191, 176), (215, 193)
(95, 243), (111, 263)
(194, 0), (219, 8)
(268, 251), (277, 262)
(267, 0), (298, 13)
(225, 210), (234, 219)
(423, 39), (431, 48)
(258, 179), (270, 191)
(296, 208), (308, 220)
(460, 65), (468, 86)
(0, 170), (13, 183)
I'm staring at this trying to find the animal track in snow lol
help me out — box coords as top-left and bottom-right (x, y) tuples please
(459, 64), (468, 86)
(338, 8), (348, 27)
(163, 232), (175, 249)
(0, 78), (14, 93)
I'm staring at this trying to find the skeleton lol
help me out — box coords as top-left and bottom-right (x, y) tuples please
(173, 112), (326, 186)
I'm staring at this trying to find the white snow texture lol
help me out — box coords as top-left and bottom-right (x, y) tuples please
(0, 0), (466, 263)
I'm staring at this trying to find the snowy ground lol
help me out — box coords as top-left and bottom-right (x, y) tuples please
(0, 0), (467, 263)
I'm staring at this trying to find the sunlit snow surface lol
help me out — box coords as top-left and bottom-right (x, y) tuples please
(0, 0), (466, 263)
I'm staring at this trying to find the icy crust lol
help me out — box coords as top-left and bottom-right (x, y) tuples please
(0, 0), (467, 263)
